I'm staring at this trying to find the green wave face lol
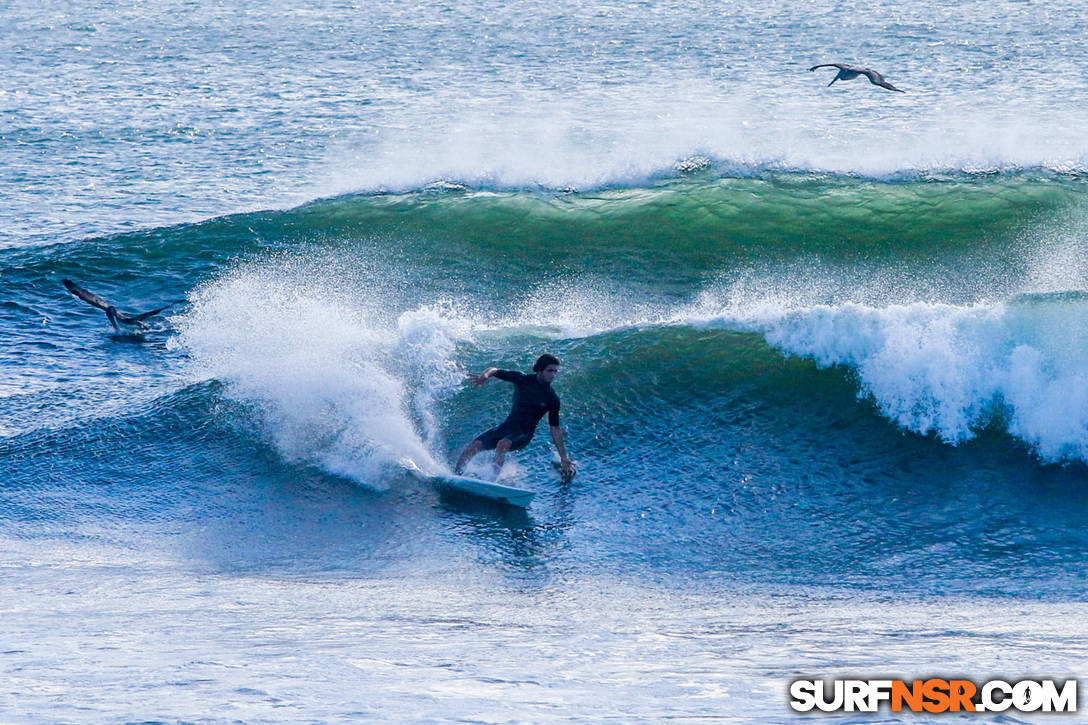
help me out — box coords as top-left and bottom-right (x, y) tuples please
(254, 172), (1088, 310)
(10, 172), (1085, 291)
(301, 172), (1081, 253)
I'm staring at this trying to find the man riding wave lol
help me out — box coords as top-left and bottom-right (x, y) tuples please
(454, 353), (576, 478)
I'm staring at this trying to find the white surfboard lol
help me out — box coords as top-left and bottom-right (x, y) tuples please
(430, 474), (535, 507)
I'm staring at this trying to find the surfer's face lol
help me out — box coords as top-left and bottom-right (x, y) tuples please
(538, 364), (559, 383)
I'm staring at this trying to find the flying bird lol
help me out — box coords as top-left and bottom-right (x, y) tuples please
(809, 63), (905, 92)
(63, 278), (179, 331)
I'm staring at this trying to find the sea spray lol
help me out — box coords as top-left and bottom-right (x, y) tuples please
(172, 265), (469, 484)
(393, 304), (474, 453)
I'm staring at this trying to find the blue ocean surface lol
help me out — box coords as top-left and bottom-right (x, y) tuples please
(2, 0), (1087, 721)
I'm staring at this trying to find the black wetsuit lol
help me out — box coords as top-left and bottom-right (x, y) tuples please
(474, 370), (561, 451)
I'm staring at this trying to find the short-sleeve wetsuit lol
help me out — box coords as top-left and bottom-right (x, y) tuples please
(473, 369), (561, 451)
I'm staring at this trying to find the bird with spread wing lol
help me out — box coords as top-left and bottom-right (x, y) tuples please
(809, 63), (905, 92)
(63, 279), (181, 331)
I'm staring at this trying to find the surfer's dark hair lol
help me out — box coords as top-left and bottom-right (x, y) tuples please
(533, 353), (560, 372)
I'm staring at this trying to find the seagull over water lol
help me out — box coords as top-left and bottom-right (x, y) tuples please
(63, 278), (180, 331)
(809, 63), (905, 92)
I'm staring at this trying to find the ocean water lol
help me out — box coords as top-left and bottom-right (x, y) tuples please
(2, 0), (1088, 721)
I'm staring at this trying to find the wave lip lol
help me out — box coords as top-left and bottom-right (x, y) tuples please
(322, 153), (1088, 200)
(316, 82), (1088, 199)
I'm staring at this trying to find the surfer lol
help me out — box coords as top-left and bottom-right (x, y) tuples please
(455, 354), (576, 479)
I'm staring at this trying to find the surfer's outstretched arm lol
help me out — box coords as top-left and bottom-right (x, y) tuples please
(469, 367), (499, 386)
(470, 367), (522, 386)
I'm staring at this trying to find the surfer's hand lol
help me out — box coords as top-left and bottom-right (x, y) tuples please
(560, 459), (576, 476)
(469, 367), (497, 386)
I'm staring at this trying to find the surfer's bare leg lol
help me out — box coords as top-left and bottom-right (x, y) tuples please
(492, 438), (512, 473)
(455, 439), (483, 474)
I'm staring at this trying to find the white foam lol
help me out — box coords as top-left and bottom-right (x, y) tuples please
(689, 292), (1088, 463)
(170, 262), (473, 485)
(311, 80), (1088, 198)
(495, 278), (672, 340)
(394, 304), (474, 452)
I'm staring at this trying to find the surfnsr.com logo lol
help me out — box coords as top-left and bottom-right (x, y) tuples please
(789, 678), (1078, 714)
